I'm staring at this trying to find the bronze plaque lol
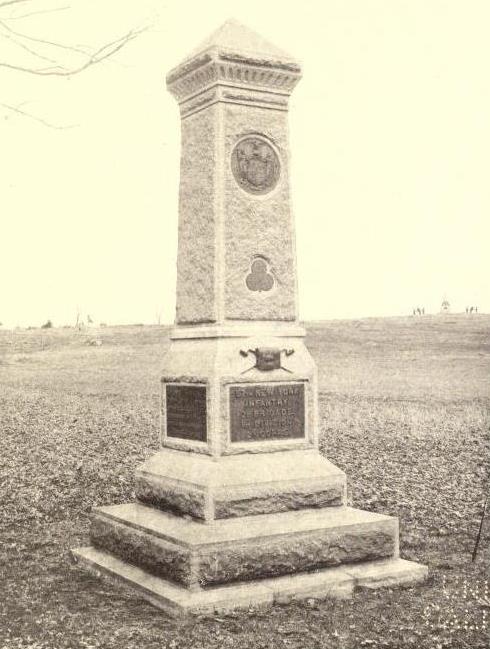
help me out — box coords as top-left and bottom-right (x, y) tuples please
(230, 383), (305, 442)
(166, 385), (207, 442)
(231, 137), (280, 195)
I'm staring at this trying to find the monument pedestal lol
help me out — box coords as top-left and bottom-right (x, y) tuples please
(72, 20), (427, 616)
(73, 499), (426, 616)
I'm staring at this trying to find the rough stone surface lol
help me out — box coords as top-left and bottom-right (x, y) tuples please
(89, 503), (397, 588)
(90, 514), (196, 588)
(91, 503), (395, 547)
(197, 528), (395, 586)
(72, 545), (275, 616)
(223, 105), (297, 321)
(175, 106), (218, 324)
(135, 449), (346, 520)
(174, 99), (298, 324)
(213, 486), (343, 519)
(135, 474), (207, 520)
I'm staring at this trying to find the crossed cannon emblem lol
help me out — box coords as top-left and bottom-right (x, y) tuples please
(239, 347), (295, 374)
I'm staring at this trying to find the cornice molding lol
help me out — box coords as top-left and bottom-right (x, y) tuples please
(167, 48), (302, 104)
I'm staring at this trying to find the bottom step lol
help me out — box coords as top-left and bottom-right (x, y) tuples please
(72, 546), (428, 617)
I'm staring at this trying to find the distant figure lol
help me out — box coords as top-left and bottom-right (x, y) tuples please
(466, 306), (469, 314)
(475, 306), (478, 313)
(440, 298), (450, 313)
(412, 306), (425, 316)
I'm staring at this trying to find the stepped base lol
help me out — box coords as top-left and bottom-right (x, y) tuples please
(89, 503), (399, 588)
(72, 546), (428, 617)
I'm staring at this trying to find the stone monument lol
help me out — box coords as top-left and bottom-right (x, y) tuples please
(72, 20), (427, 616)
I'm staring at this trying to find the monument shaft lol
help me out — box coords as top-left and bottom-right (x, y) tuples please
(175, 99), (299, 324)
(168, 23), (301, 326)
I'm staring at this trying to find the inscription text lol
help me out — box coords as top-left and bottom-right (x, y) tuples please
(230, 383), (305, 442)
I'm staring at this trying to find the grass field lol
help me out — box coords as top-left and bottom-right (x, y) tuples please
(1, 315), (489, 649)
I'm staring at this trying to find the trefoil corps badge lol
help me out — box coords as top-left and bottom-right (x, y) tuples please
(231, 136), (280, 195)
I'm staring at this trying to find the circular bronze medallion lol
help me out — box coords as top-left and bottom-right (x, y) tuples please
(231, 137), (280, 195)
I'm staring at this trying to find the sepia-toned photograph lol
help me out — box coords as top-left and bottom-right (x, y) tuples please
(1, 1), (489, 647)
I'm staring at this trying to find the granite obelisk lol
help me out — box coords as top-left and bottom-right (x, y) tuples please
(72, 20), (427, 616)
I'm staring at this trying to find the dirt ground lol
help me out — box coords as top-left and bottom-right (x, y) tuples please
(1, 315), (488, 648)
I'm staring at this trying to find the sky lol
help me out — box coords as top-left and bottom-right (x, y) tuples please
(1, 0), (489, 327)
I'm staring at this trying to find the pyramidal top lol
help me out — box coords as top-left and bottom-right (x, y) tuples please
(166, 19), (302, 103)
(189, 19), (296, 60)
(169, 19), (300, 74)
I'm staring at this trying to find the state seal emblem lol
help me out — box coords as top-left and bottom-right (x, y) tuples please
(231, 137), (280, 195)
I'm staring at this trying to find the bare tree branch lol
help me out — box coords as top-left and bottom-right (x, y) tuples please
(7, 5), (69, 19)
(1, 100), (77, 128)
(0, 0), (30, 8)
(0, 2), (148, 127)
(25, 62), (65, 72)
(0, 18), (90, 55)
(2, 31), (60, 64)
(0, 25), (146, 76)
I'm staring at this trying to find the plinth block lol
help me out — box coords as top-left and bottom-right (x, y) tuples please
(135, 449), (346, 521)
(89, 502), (398, 589)
(72, 546), (427, 617)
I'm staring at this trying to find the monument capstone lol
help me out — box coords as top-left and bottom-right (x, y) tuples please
(72, 19), (427, 616)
